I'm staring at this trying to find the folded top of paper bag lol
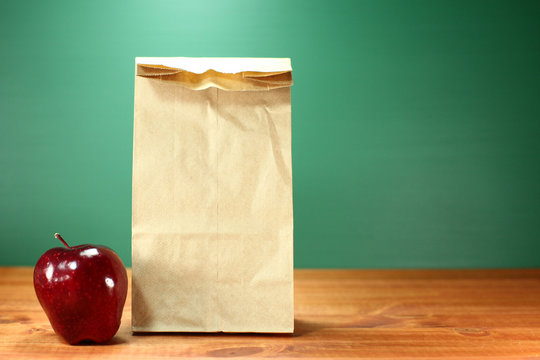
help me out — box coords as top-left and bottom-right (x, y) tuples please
(136, 57), (291, 74)
(135, 57), (293, 91)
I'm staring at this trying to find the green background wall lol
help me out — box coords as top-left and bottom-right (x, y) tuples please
(1, 0), (539, 268)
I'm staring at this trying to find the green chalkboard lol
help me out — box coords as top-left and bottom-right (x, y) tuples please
(1, 0), (539, 267)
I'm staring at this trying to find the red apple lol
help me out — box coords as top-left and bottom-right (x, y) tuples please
(33, 233), (128, 344)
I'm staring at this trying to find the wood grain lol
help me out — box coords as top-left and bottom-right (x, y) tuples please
(1, 267), (540, 359)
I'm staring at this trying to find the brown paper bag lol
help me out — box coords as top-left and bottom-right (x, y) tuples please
(131, 57), (294, 333)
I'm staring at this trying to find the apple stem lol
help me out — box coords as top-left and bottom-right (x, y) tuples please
(54, 233), (71, 249)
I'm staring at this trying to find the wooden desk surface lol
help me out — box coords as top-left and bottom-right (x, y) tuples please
(1, 267), (540, 359)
